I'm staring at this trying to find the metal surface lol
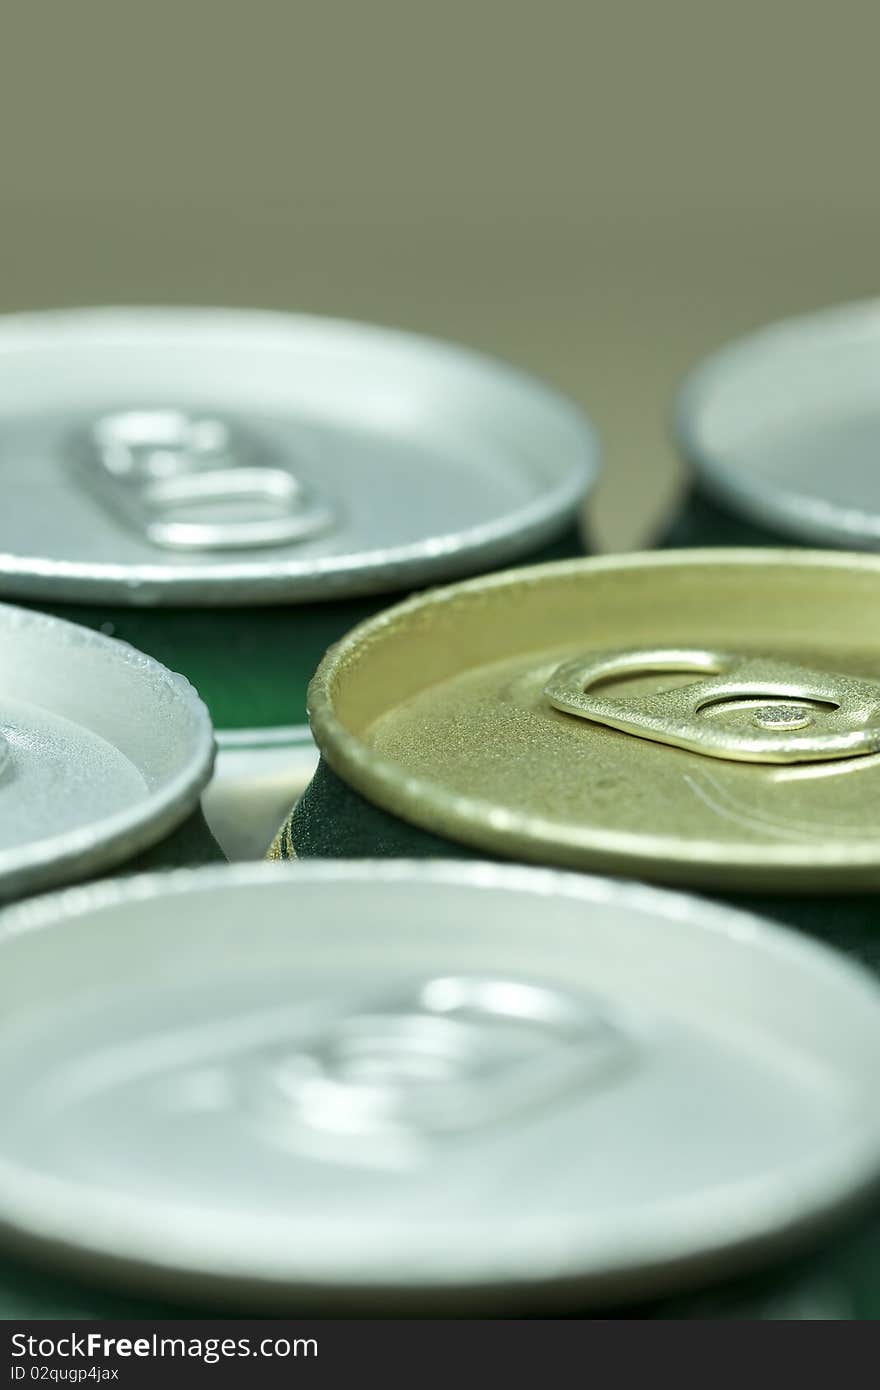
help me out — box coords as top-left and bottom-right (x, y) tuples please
(78, 408), (335, 552)
(307, 549), (880, 891)
(0, 602), (215, 899)
(544, 648), (880, 764)
(1, 860), (879, 1309)
(0, 307), (597, 604)
(675, 299), (880, 549)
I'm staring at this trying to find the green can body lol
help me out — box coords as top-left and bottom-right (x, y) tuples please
(659, 486), (814, 551)
(22, 524), (586, 731)
(276, 758), (880, 969)
(120, 805), (225, 874)
(279, 756), (878, 973)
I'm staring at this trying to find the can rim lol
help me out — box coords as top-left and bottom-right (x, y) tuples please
(674, 296), (880, 548)
(0, 603), (215, 899)
(308, 548), (880, 886)
(0, 859), (879, 1304)
(0, 306), (599, 605)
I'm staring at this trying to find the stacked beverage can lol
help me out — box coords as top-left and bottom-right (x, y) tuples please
(271, 494), (880, 1305)
(662, 299), (880, 551)
(2, 298), (880, 1321)
(0, 308), (598, 733)
(2, 861), (880, 1318)
(0, 306), (598, 861)
(0, 601), (221, 901)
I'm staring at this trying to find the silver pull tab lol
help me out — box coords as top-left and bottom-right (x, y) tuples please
(250, 976), (635, 1164)
(77, 409), (334, 551)
(544, 648), (880, 764)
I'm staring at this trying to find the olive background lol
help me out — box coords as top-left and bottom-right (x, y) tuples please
(1, 1), (878, 548)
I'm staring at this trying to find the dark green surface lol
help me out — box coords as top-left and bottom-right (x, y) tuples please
(23, 524), (586, 731)
(26, 594), (394, 732)
(281, 759), (880, 965)
(125, 804), (225, 874)
(659, 486), (811, 550)
(277, 755), (466, 861)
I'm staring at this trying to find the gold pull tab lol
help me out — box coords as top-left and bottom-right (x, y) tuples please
(544, 648), (880, 763)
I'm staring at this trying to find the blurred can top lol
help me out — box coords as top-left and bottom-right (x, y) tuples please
(0, 602), (219, 901)
(666, 299), (880, 550)
(0, 307), (599, 729)
(2, 861), (879, 1313)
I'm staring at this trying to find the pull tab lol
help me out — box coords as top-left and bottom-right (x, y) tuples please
(254, 976), (635, 1156)
(544, 648), (880, 763)
(0, 732), (9, 780)
(76, 409), (334, 551)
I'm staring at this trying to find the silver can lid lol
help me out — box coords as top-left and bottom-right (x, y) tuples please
(1, 860), (878, 1308)
(0, 307), (598, 605)
(0, 603), (214, 899)
(676, 299), (880, 547)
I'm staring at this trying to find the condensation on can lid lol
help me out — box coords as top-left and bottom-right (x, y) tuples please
(0, 859), (878, 1308)
(0, 603), (214, 899)
(676, 299), (880, 548)
(308, 550), (880, 891)
(0, 307), (598, 605)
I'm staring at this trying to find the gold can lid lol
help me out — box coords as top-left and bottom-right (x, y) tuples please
(309, 550), (880, 891)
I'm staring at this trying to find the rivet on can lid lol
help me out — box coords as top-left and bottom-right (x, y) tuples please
(77, 408), (335, 552)
(752, 705), (814, 731)
(544, 648), (880, 764)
